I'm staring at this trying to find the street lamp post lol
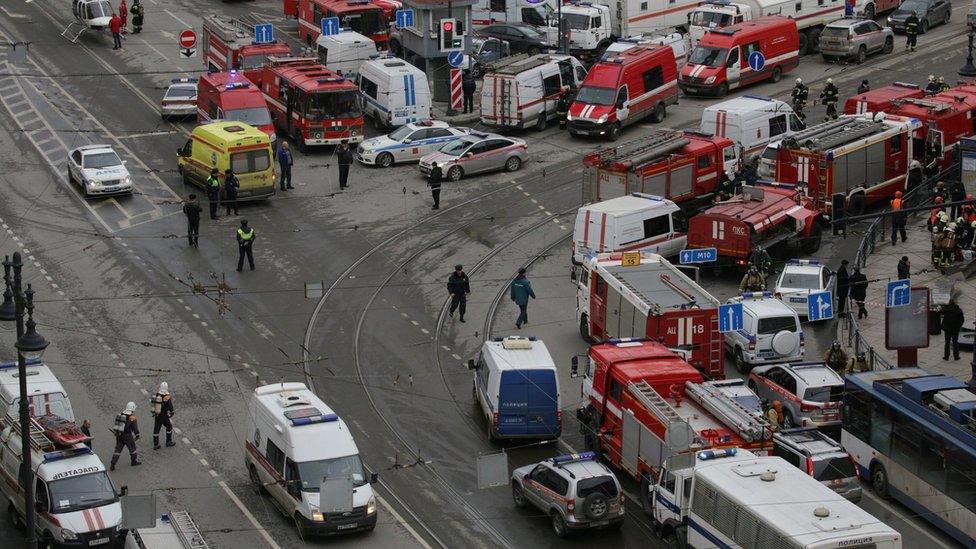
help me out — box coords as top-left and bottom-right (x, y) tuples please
(960, 28), (976, 78)
(0, 252), (49, 549)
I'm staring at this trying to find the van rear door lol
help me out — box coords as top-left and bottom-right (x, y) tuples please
(497, 370), (559, 438)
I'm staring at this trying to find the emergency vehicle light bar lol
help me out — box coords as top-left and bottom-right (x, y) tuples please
(697, 448), (736, 461)
(632, 192), (664, 201)
(316, 77), (346, 83)
(290, 413), (339, 426)
(43, 446), (93, 463)
(0, 357), (43, 370)
(743, 94), (772, 102)
(787, 259), (819, 265)
(740, 291), (773, 299)
(551, 451), (597, 464)
(225, 82), (250, 90)
(172, 78), (198, 84)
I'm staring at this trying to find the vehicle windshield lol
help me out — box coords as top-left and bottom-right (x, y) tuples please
(165, 87), (196, 99)
(899, 0), (927, 12)
(779, 272), (820, 290)
(576, 475), (618, 498)
(440, 139), (475, 156)
(812, 456), (856, 481)
(296, 454), (368, 491)
(688, 46), (728, 67)
(83, 152), (122, 169)
(821, 26), (850, 38)
(574, 85), (615, 106)
(563, 13), (591, 30)
(86, 1), (111, 19)
(757, 316), (797, 335)
(341, 10), (385, 36)
(389, 126), (414, 141)
(306, 90), (362, 120)
(241, 54), (273, 70)
(690, 11), (732, 27)
(804, 384), (844, 403)
(48, 472), (116, 513)
(226, 107), (272, 126)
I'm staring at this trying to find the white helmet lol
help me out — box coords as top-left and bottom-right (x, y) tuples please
(929, 74), (935, 81)
(124, 401), (136, 414)
(795, 77), (802, 84)
(827, 78), (833, 84)
(911, 160), (921, 169)
(158, 381), (169, 395)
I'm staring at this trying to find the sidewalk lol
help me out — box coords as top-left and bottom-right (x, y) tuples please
(432, 99), (480, 126)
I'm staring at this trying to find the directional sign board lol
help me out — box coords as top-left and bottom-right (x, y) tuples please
(448, 50), (465, 67)
(679, 248), (717, 265)
(886, 279), (912, 308)
(321, 16), (341, 36)
(254, 23), (274, 44)
(748, 51), (765, 72)
(807, 290), (833, 321)
(718, 303), (743, 333)
(395, 8), (414, 29)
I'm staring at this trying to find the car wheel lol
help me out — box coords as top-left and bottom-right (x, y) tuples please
(527, 46), (541, 55)
(798, 31), (809, 55)
(856, 45), (867, 64)
(771, 66), (782, 83)
(883, 36), (894, 54)
(865, 3), (876, 19)
(801, 224), (823, 254)
(551, 512), (569, 538)
(82, 182), (91, 198)
(806, 28), (821, 54)
(734, 348), (750, 374)
(716, 83), (729, 98)
(582, 493), (610, 521)
(650, 102), (666, 123)
(607, 123), (621, 141)
(447, 165), (463, 181)
(505, 156), (522, 172)
(920, 19), (929, 34)
(377, 152), (394, 168)
(535, 113), (547, 131)
(665, 525), (688, 549)
(249, 465), (267, 496)
(871, 463), (890, 497)
(944, 10), (951, 25)
(486, 416), (497, 443)
(67, 168), (74, 185)
(512, 482), (527, 508)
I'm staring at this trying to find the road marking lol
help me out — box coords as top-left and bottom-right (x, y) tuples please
(118, 130), (179, 140)
(420, 328), (429, 334)
(218, 481), (281, 549)
(410, 320), (419, 326)
(0, 6), (27, 18)
(164, 9), (193, 29)
(377, 495), (433, 549)
(135, 37), (173, 64)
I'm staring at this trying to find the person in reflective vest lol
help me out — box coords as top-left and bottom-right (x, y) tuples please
(206, 168), (220, 220)
(938, 76), (951, 92)
(824, 341), (848, 374)
(890, 191), (907, 245)
(819, 79), (839, 121)
(130, 0), (144, 34)
(905, 11), (920, 52)
(236, 219), (256, 272)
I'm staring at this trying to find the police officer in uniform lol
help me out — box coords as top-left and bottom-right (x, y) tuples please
(791, 78), (808, 121)
(461, 70), (476, 114)
(447, 264), (470, 322)
(110, 401), (141, 471)
(819, 79), (839, 121)
(427, 162), (442, 210)
(905, 11), (920, 52)
(206, 168), (220, 220)
(182, 194), (201, 247)
(130, 0), (144, 34)
(337, 140), (353, 189)
(224, 168), (239, 216)
(236, 219), (256, 271)
(151, 381), (176, 450)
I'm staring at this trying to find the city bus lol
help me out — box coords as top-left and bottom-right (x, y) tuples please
(841, 368), (976, 547)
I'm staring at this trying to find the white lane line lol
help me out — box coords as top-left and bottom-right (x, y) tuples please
(189, 448), (199, 455)
(164, 9), (193, 28)
(218, 481), (282, 549)
(208, 469), (219, 478)
(136, 37), (172, 64)
(410, 320), (420, 326)
(452, 354), (461, 360)
(420, 328), (430, 334)
(377, 495), (433, 549)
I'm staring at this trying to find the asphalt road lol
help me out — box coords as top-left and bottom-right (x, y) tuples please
(0, 0), (970, 546)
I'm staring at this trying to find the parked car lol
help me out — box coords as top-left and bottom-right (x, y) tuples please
(749, 362), (844, 430)
(357, 121), (470, 167)
(773, 427), (862, 502)
(820, 18), (894, 63)
(67, 145), (133, 198)
(888, 0), (952, 33)
(773, 259), (836, 321)
(476, 23), (550, 55)
(160, 77), (198, 119)
(419, 131), (528, 181)
(465, 37), (511, 77)
(724, 292), (804, 374)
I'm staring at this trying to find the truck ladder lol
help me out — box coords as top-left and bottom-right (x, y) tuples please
(898, 97), (953, 112)
(7, 416), (54, 452)
(801, 119), (885, 151)
(170, 510), (209, 549)
(628, 380), (682, 426)
(591, 130), (686, 168)
(684, 380), (771, 443)
(707, 314), (722, 377)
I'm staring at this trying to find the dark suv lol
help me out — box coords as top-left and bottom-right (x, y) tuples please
(773, 427), (862, 502)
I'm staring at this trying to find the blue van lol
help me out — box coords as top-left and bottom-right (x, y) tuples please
(469, 336), (561, 442)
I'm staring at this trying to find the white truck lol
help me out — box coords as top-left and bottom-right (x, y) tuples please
(471, 0), (558, 28)
(650, 448), (903, 548)
(700, 95), (805, 163)
(687, 0), (846, 53)
(604, 32), (689, 66)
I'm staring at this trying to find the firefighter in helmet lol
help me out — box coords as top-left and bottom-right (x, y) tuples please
(749, 246), (772, 278)
(739, 266), (766, 292)
(824, 341), (849, 375)
(819, 78), (839, 121)
(791, 78), (808, 121)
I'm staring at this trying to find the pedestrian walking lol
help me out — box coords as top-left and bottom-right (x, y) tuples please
(857, 80), (870, 94)
(941, 299), (965, 360)
(206, 168), (221, 219)
(510, 268), (536, 329)
(890, 191), (907, 245)
(130, 0), (143, 33)
(81, 419), (92, 449)
(849, 266), (869, 319)
(791, 78), (808, 121)
(236, 219), (256, 271)
(905, 11), (920, 52)
(151, 381), (176, 450)
(110, 13), (122, 49)
(836, 259), (850, 315)
(224, 168), (239, 216)
(277, 141), (294, 190)
(447, 264), (470, 323)
(182, 194), (202, 247)
(461, 70), (476, 114)
(819, 79), (839, 121)
(110, 401), (141, 471)
(427, 162), (442, 210)
(337, 140), (352, 189)
(950, 179), (966, 219)
(738, 266), (765, 292)
(897, 256), (911, 280)
(119, 0), (128, 34)
(925, 74), (940, 94)
(823, 341), (849, 375)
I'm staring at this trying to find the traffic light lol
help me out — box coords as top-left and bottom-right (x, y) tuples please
(439, 18), (462, 52)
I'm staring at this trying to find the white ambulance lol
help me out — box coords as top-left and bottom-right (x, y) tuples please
(700, 95), (805, 162)
(0, 422), (125, 547)
(314, 30), (378, 79)
(481, 53), (587, 131)
(245, 383), (377, 537)
(0, 358), (74, 422)
(357, 56), (431, 129)
(572, 193), (687, 262)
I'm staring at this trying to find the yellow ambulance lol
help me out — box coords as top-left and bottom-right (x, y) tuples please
(177, 121), (275, 200)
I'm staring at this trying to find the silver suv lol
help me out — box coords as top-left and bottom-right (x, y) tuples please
(773, 427), (862, 502)
(820, 18), (894, 63)
(511, 452), (624, 537)
(748, 362), (844, 430)
(724, 292), (804, 374)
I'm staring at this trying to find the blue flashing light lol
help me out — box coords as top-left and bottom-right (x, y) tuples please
(225, 82), (251, 90)
(43, 447), (93, 463)
(632, 192), (664, 201)
(788, 259), (819, 265)
(0, 357), (44, 370)
(740, 291), (773, 299)
(552, 451), (597, 464)
(290, 413), (339, 426)
(697, 448), (737, 461)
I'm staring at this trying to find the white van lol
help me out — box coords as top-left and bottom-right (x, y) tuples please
(700, 95), (805, 162)
(357, 56), (431, 129)
(0, 424), (125, 547)
(0, 358), (74, 422)
(315, 30), (378, 79)
(604, 32), (689, 67)
(468, 336), (561, 442)
(471, 0), (557, 28)
(244, 383), (377, 537)
(572, 193), (687, 262)
(481, 53), (587, 131)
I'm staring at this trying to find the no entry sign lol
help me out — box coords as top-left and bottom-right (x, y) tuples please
(179, 29), (197, 49)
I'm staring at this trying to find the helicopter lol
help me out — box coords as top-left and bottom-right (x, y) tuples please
(61, 0), (114, 43)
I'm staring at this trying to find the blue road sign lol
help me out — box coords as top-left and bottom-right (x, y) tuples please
(886, 279), (912, 308)
(254, 23), (274, 44)
(807, 290), (834, 321)
(679, 248), (717, 265)
(448, 50), (465, 67)
(748, 51), (765, 72)
(321, 16), (341, 36)
(718, 303), (744, 333)
(395, 9), (414, 29)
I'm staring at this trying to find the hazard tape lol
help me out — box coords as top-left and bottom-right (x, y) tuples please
(450, 68), (462, 110)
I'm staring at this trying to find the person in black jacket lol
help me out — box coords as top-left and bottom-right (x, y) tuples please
(428, 162), (442, 210)
(461, 70), (476, 114)
(950, 179), (967, 219)
(338, 140), (353, 189)
(110, 401), (141, 471)
(941, 299), (965, 360)
(182, 194), (202, 247)
(849, 266), (868, 319)
(447, 264), (470, 322)
(897, 256), (911, 280)
(224, 169), (239, 216)
(836, 260), (850, 315)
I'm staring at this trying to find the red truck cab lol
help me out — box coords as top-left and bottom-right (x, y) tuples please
(197, 72), (277, 144)
(680, 16), (798, 98)
(844, 82), (923, 115)
(888, 94), (976, 168)
(297, 0), (389, 50)
(202, 15), (292, 85)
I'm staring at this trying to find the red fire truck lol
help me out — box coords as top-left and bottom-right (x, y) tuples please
(575, 339), (770, 508)
(297, 0), (389, 50)
(758, 113), (921, 215)
(687, 184), (824, 264)
(202, 15), (292, 85)
(259, 57), (365, 150)
(575, 252), (724, 378)
(197, 72), (276, 143)
(843, 82), (923, 115)
(583, 129), (739, 212)
(886, 93), (976, 169)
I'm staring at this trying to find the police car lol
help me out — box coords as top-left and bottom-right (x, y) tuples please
(724, 291), (804, 374)
(356, 120), (470, 168)
(160, 77), (198, 119)
(67, 145), (133, 198)
(773, 259), (836, 320)
(419, 131), (528, 181)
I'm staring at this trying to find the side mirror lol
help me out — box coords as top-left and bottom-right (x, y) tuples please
(287, 482), (300, 497)
(464, 152), (473, 158)
(403, 139), (412, 144)
(370, 472), (379, 484)
(467, 359), (477, 370)
(571, 356), (579, 378)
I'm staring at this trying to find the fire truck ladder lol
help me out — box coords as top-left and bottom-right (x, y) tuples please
(800, 119), (885, 152)
(628, 380), (683, 426)
(707, 315), (722, 375)
(683, 381), (771, 443)
(484, 53), (550, 75)
(898, 97), (953, 113)
(7, 416), (55, 452)
(169, 510), (210, 549)
(592, 130), (689, 170)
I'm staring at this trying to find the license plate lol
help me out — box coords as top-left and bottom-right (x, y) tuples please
(593, 520), (610, 527)
(89, 538), (109, 546)
(337, 523), (358, 530)
(758, 351), (774, 358)
(790, 297), (806, 303)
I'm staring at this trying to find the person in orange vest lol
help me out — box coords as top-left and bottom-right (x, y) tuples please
(765, 400), (784, 430)
(929, 196), (947, 235)
(891, 191), (907, 246)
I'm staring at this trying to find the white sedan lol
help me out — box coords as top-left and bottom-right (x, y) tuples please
(773, 259), (836, 320)
(160, 78), (198, 119)
(67, 145), (133, 198)
(356, 120), (470, 168)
